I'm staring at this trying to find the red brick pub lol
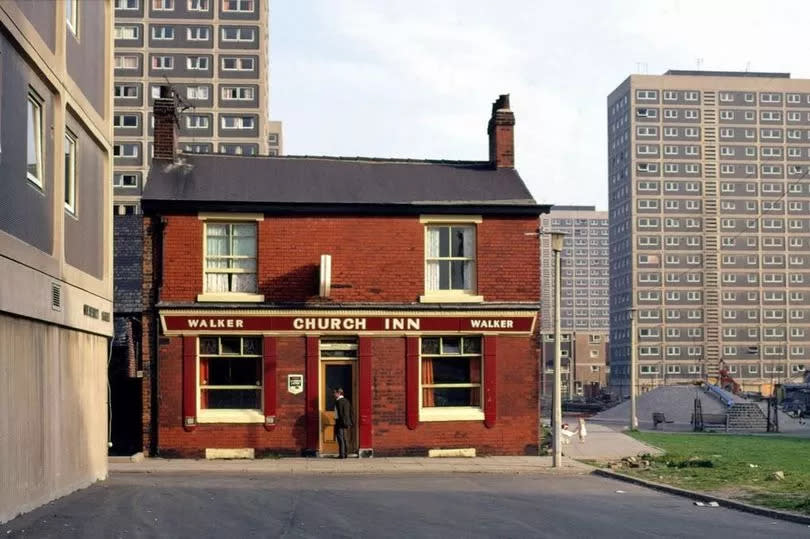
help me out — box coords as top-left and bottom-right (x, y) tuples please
(139, 92), (549, 457)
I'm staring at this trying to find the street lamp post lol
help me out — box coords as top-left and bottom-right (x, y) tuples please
(551, 232), (565, 467)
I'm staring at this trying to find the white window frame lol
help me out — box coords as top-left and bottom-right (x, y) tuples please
(64, 132), (77, 214)
(421, 217), (482, 302)
(187, 86), (210, 100)
(152, 55), (174, 70)
(419, 336), (485, 422)
(186, 115), (210, 129)
(113, 173), (138, 188)
(188, 0), (209, 10)
(114, 114), (139, 128)
(222, 57), (255, 71)
(220, 115), (256, 130)
(196, 335), (264, 424)
(26, 94), (44, 188)
(113, 143), (139, 158)
(152, 0), (174, 10)
(187, 56), (210, 70)
(198, 216), (264, 302)
(187, 27), (210, 41)
(115, 55), (139, 70)
(221, 27), (256, 42)
(151, 26), (175, 40)
(115, 0), (139, 9)
(114, 84), (139, 99)
(115, 25), (139, 40)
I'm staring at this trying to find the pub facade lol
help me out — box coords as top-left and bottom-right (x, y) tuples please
(139, 91), (548, 457)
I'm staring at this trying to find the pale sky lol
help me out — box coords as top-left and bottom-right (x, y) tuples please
(270, 0), (810, 209)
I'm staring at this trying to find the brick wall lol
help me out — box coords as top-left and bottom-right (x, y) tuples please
(159, 215), (540, 304)
(155, 335), (538, 457)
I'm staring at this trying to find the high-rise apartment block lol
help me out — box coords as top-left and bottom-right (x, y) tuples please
(0, 0), (113, 522)
(609, 71), (810, 396)
(540, 206), (610, 397)
(113, 0), (277, 213)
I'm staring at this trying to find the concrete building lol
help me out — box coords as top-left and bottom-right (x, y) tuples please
(0, 0), (113, 523)
(609, 70), (810, 396)
(134, 92), (546, 457)
(112, 0), (280, 213)
(539, 206), (610, 398)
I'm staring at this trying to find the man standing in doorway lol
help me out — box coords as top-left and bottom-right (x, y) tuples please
(333, 388), (353, 459)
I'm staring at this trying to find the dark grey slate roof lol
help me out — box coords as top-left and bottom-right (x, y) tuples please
(142, 154), (542, 214)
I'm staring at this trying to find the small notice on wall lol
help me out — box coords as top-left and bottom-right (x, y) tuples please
(287, 374), (304, 395)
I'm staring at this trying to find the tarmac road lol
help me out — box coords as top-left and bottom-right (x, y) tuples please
(2, 473), (806, 538)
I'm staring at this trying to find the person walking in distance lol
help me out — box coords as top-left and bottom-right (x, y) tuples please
(333, 388), (353, 458)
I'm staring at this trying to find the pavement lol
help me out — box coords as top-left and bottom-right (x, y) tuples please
(555, 420), (663, 460)
(4, 472), (806, 538)
(110, 455), (592, 475)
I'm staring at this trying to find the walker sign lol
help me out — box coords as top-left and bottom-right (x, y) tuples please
(160, 312), (536, 335)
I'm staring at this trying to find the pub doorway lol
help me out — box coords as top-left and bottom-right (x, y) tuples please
(319, 338), (358, 456)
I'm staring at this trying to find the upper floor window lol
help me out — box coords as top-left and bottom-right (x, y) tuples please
(114, 114), (139, 128)
(26, 94), (43, 188)
(64, 132), (77, 214)
(222, 57), (254, 71)
(114, 84), (139, 98)
(222, 28), (256, 42)
(187, 86), (209, 100)
(115, 0), (139, 9)
(187, 27), (210, 41)
(113, 173), (138, 188)
(223, 0), (254, 11)
(204, 222), (258, 295)
(424, 223), (477, 298)
(115, 25), (140, 40)
(152, 55), (174, 70)
(188, 0), (209, 10)
(66, 0), (78, 35)
(222, 86), (254, 100)
(152, 26), (174, 40)
(115, 55), (139, 69)
(152, 0), (174, 10)
(187, 56), (209, 70)
(221, 115), (255, 129)
(113, 143), (139, 158)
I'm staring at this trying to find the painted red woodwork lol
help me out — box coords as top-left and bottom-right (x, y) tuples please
(405, 337), (419, 430)
(358, 337), (373, 449)
(161, 314), (535, 334)
(182, 336), (197, 431)
(263, 337), (277, 431)
(483, 335), (497, 428)
(305, 336), (319, 452)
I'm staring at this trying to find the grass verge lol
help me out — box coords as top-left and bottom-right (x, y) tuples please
(622, 432), (810, 515)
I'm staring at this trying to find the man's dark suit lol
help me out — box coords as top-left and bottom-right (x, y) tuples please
(335, 396), (353, 458)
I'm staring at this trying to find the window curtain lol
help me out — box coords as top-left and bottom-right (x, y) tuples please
(462, 227), (475, 289)
(425, 227), (441, 291)
(205, 224), (229, 292)
(421, 357), (434, 406)
(199, 359), (209, 408)
(231, 224), (257, 292)
(469, 358), (481, 406)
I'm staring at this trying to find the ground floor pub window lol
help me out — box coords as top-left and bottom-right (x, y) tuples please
(198, 336), (262, 421)
(420, 336), (484, 421)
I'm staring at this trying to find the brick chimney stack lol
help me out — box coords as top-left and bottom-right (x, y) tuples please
(487, 94), (515, 168)
(153, 85), (178, 161)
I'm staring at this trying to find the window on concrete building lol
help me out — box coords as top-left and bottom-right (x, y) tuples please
(64, 132), (77, 214)
(26, 93), (43, 188)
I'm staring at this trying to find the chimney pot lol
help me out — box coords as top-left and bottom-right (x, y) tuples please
(488, 93), (515, 168)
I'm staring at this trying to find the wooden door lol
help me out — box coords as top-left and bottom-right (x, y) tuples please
(320, 361), (356, 455)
